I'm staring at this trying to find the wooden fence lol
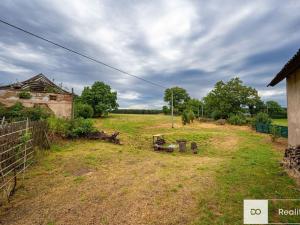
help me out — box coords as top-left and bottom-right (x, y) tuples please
(0, 119), (49, 201)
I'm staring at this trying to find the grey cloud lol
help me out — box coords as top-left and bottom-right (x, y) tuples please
(0, 0), (300, 108)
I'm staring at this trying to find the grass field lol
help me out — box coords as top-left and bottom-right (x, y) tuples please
(0, 114), (298, 225)
(272, 118), (288, 126)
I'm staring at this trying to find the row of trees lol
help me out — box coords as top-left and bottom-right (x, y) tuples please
(162, 77), (286, 121)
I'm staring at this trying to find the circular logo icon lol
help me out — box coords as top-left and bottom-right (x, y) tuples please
(250, 209), (262, 215)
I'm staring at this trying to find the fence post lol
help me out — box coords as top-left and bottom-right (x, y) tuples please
(22, 118), (29, 181)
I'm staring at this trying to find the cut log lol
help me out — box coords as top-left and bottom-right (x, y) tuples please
(87, 131), (121, 144)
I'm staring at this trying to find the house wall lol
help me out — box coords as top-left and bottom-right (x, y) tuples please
(287, 69), (300, 147)
(0, 90), (73, 118)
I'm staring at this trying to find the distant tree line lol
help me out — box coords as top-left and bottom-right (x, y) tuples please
(162, 77), (286, 125)
(112, 109), (162, 114)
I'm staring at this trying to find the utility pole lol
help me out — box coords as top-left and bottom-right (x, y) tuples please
(171, 90), (174, 128)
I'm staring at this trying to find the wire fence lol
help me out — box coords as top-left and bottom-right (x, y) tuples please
(0, 119), (50, 202)
(254, 123), (288, 138)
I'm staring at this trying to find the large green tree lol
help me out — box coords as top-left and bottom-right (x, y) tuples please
(81, 81), (118, 117)
(164, 87), (190, 114)
(266, 100), (284, 117)
(203, 77), (262, 118)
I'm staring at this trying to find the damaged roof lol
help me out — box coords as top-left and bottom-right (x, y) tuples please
(0, 73), (71, 94)
(268, 49), (300, 87)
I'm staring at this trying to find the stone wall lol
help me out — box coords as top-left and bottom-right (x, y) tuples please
(0, 90), (73, 118)
(287, 69), (300, 147)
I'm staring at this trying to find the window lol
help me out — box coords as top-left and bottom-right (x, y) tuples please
(49, 95), (57, 101)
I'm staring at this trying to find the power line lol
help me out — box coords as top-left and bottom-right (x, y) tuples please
(0, 19), (167, 89)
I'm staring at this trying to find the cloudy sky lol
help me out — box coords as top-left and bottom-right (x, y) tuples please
(0, 0), (299, 108)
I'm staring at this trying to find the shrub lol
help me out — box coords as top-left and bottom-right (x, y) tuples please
(5, 102), (24, 120)
(253, 112), (272, 126)
(211, 110), (223, 120)
(67, 118), (96, 138)
(75, 103), (94, 118)
(1, 102), (51, 121)
(162, 106), (170, 115)
(23, 106), (52, 121)
(228, 114), (247, 125)
(245, 117), (253, 125)
(18, 91), (32, 99)
(47, 117), (96, 138)
(47, 116), (69, 137)
(182, 110), (195, 125)
(182, 110), (189, 125)
(188, 110), (195, 123)
(270, 126), (281, 142)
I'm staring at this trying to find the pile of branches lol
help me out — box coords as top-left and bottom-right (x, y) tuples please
(282, 146), (300, 172)
(87, 131), (121, 145)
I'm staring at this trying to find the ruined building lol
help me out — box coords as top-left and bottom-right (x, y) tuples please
(0, 74), (73, 118)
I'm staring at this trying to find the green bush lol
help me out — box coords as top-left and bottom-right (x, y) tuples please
(47, 116), (69, 137)
(24, 106), (52, 121)
(253, 112), (272, 126)
(162, 106), (170, 115)
(47, 117), (96, 138)
(75, 103), (94, 118)
(228, 114), (247, 125)
(68, 118), (96, 138)
(270, 126), (281, 142)
(18, 91), (32, 99)
(188, 110), (195, 123)
(182, 110), (190, 125)
(1, 102), (51, 121)
(211, 110), (223, 120)
(182, 110), (195, 125)
(5, 102), (24, 120)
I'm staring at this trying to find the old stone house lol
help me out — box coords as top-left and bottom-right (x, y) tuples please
(268, 49), (300, 147)
(0, 74), (73, 118)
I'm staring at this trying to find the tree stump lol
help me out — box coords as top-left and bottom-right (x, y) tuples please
(191, 142), (198, 154)
(177, 140), (187, 152)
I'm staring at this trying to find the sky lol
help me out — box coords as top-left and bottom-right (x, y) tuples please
(0, 0), (299, 108)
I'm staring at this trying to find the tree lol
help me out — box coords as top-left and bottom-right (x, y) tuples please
(266, 100), (284, 117)
(162, 106), (170, 115)
(203, 77), (262, 119)
(81, 81), (118, 117)
(187, 98), (202, 117)
(164, 87), (190, 114)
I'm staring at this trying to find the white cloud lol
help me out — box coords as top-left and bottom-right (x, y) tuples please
(118, 91), (140, 100)
(0, 0), (299, 107)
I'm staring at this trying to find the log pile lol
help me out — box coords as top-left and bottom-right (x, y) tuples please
(153, 137), (174, 152)
(282, 146), (300, 171)
(87, 131), (121, 144)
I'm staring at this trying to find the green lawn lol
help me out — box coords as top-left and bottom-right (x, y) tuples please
(272, 118), (288, 126)
(0, 114), (298, 225)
